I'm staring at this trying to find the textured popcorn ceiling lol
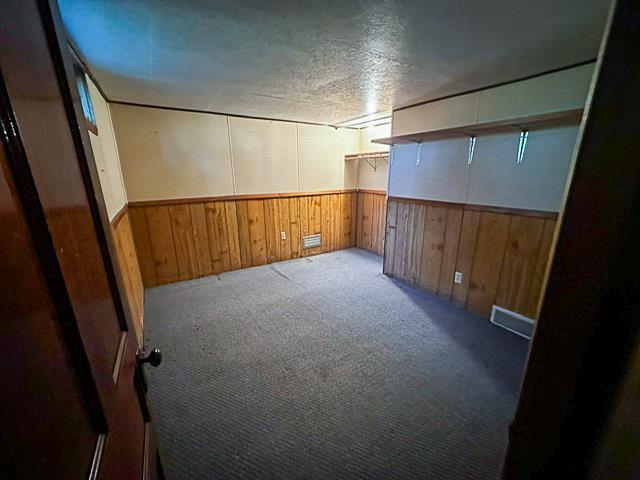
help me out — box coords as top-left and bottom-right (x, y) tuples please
(59, 0), (610, 125)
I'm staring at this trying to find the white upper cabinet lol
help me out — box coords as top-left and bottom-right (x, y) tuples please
(390, 63), (594, 138)
(476, 63), (594, 124)
(392, 93), (480, 136)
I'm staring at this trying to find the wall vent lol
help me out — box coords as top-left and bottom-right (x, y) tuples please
(490, 305), (534, 339)
(302, 234), (321, 249)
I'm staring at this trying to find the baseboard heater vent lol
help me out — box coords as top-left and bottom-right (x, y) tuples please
(490, 305), (534, 339)
(302, 234), (321, 249)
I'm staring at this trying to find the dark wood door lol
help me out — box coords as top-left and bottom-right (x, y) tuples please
(0, 1), (162, 479)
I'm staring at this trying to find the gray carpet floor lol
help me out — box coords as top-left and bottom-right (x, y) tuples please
(144, 248), (528, 480)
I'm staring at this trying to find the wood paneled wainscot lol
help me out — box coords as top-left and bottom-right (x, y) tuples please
(355, 190), (387, 256)
(110, 206), (145, 343)
(129, 191), (357, 287)
(384, 197), (556, 319)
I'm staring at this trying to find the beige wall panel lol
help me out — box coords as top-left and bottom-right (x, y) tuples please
(229, 117), (298, 194)
(477, 63), (594, 124)
(392, 92), (480, 136)
(87, 77), (127, 220)
(111, 104), (234, 201)
(388, 139), (469, 202)
(298, 124), (358, 192)
(344, 155), (359, 190)
(357, 158), (388, 191)
(359, 123), (390, 153)
(466, 126), (579, 212)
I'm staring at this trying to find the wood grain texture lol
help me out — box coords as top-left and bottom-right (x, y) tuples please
(145, 206), (180, 285)
(495, 216), (546, 319)
(419, 206), (448, 292)
(383, 201), (398, 275)
(385, 197), (556, 319)
(438, 208), (464, 301)
(387, 196), (558, 219)
(111, 209), (144, 345)
(392, 202), (410, 279)
(236, 199), (267, 268)
(356, 191), (386, 256)
(129, 193), (356, 287)
(204, 201), (241, 273)
(169, 204), (199, 281)
(528, 218), (556, 318)
(128, 207), (157, 286)
(466, 212), (512, 317)
(452, 210), (481, 307)
(128, 188), (357, 207)
(189, 203), (213, 276)
(403, 203), (426, 286)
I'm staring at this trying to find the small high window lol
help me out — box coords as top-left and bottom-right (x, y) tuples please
(71, 56), (98, 135)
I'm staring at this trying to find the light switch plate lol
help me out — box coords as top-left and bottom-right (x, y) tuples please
(454, 271), (463, 284)
(281, 231), (286, 240)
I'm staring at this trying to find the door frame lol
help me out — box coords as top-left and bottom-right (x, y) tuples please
(503, 0), (640, 477)
(0, 1), (162, 477)
(38, 0), (138, 339)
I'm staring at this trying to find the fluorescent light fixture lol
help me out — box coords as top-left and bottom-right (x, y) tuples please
(336, 112), (391, 128)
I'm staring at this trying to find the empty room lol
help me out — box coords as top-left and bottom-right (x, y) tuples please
(4, 1), (640, 479)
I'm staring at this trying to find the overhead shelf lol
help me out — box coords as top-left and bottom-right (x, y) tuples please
(344, 151), (389, 171)
(372, 108), (583, 145)
(344, 151), (389, 161)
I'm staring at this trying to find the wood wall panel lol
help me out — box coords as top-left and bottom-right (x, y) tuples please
(403, 203), (426, 286)
(286, 198), (302, 259)
(129, 192), (357, 287)
(169, 204), (200, 281)
(393, 202), (410, 279)
(189, 203), (213, 276)
(110, 208), (144, 344)
(494, 216), (546, 318)
(355, 191), (386, 256)
(236, 200), (268, 268)
(465, 212), (512, 317)
(526, 218), (556, 318)
(204, 201), (241, 273)
(452, 210), (481, 307)
(264, 199), (282, 263)
(383, 201), (398, 275)
(438, 208), (464, 301)
(385, 197), (556, 319)
(128, 207), (157, 286)
(419, 206), (448, 291)
(145, 206), (180, 284)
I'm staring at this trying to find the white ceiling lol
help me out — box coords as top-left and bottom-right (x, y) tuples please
(59, 0), (611, 125)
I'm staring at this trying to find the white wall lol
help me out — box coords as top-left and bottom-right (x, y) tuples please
(356, 158), (388, 191)
(387, 125), (579, 212)
(298, 124), (358, 191)
(389, 138), (469, 202)
(110, 104), (360, 201)
(358, 124), (390, 153)
(110, 104), (234, 201)
(466, 126), (578, 211)
(356, 123), (390, 191)
(228, 117), (297, 194)
(86, 77), (127, 220)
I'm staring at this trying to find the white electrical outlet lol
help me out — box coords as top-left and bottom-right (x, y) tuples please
(281, 231), (286, 240)
(454, 271), (463, 284)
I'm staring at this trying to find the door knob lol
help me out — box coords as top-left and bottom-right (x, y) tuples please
(137, 348), (162, 367)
